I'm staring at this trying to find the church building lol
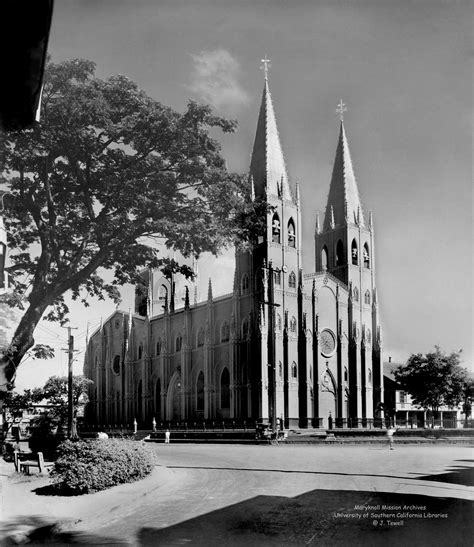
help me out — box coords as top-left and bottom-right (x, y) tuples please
(83, 70), (383, 429)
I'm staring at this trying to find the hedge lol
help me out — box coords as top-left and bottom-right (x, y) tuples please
(51, 439), (156, 494)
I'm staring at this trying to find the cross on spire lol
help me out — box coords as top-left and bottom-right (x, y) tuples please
(336, 99), (347, 121)
(260, 55), (271, 80)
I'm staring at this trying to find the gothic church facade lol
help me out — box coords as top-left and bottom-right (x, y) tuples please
(84, 76), (383, 428)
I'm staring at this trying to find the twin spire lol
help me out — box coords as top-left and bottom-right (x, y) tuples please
(249, 58), (365, 229)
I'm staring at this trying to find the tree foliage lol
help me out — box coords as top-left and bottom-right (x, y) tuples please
(394, 347), (469, 411)
(0, 58), (265, 390)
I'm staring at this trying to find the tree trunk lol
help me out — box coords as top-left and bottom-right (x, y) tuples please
(0, 299), (50, 392)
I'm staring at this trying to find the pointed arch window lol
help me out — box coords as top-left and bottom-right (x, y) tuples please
(197, 328), (205, 347)
(241, 273), (249, 293)
(353, 286), (359, 302)
(279, 361), (283, 378)
(291, 362), (298, 379)
(288, 271), (296, 288)
(242, 318), (249, 339)
(156, 378), (161, 417)
(175, 335), (182, 352)
(197, 372), (204, 411)
(321, 245), (328, 271)
(220, 368), (230, 408)
(272, 213), (281, 244)
(368, 369), (372, 385)
(156, 340), (162, 356)
(336, 240), (344, 266)
(273, 269), (281, 286)
(112, 355), (121, 375)
(287, 218), (296, 248)
(344, 367), (348, 383)
(364, 290), (371, 305)
(363, 243), (370, 268)
(221, 322), (230, 343)
(158, 284), (168, 301)
(290, 316), (297, 333)
(351, 239), (358, 265)
(138, 344), (143, 360)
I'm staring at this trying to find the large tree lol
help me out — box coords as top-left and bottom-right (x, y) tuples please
(394, 347), (468, 412)
(0, 58), (264, 392)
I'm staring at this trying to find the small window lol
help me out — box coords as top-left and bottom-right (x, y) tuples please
(287, 218), (296, 248)
(363, 243), (370, 268)
(321, 245), (328, 271)
(156, 340), (162, 356)
(277, 314), (282, 331)
(175, 336), (182, 352)
(364, 290), (371, 305)
(112, 355), (121, 375)
(138, 344), (143, 360)
(336, 240), (344, 266)
(368, 369), (372, 385)
(344, 367), (348, 382)
(242, 319), (249, 339)
(288, 271), (296, 288)
(197, 328), (205, 347)
(241, 273), (249, 293)
(221, 322), (230, 343)
(272, 213), (281, 244)
(279, 361), (283, 377)
(291, 362), (297, 378)
(197, 372), (205, 411)
(273, 270), (281, 286)
(353, 287), (359, 302)
(290, 317), (297, 333)
(351, 239), (358, 265)
(158, 285), (168, 301)
(399, 391), (406, 404)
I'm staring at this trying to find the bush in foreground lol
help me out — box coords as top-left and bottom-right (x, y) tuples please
(51, 439), (156, 494)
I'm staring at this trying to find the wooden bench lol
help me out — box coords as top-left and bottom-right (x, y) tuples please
(13, 451), (54, 475)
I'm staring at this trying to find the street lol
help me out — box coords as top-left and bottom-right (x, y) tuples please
(2, 443), (473, 545)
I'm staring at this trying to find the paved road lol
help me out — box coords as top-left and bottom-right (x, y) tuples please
(2, 443), (473, 545)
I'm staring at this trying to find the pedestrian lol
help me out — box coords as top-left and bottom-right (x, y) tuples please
(387, 426), (396, 450)
(165, 429), (170, 444)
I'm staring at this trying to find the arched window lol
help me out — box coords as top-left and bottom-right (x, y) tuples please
(353, 286), (359, 302)
(291, 362), (298, 379)
(155, 379), (161, 417)
(287, 218), (296, 248)
(272, 213), (281, 244)
(221, 322), (230, 343)
(112, 355), (121, 375)
(175, 336), (182, 352)
(279, 361), (283, 378)
(344, 367), (348, 382)
(321, 245), (328, 271)
(158, 284), (168, 301)
(156, 340), (162, 356)
(273, 269), (281, 286)
(277, 314), (282, 331)
(364, 290), (371, 305)
(351, 239), (358, 265)
(288, 271), (296, 288)
(336, 240), (344, 266)
(368, 369), (372, 385)
(197, 372), (204, 411)
(197, 328), (205, 347)
(220, 368), (230, 408)
(363, 243), (370, 268)
(138, 344), (143, 360)
(242, 319), (249, 339)
(290, 316), (297, 333)
(241, 273), (249, 293)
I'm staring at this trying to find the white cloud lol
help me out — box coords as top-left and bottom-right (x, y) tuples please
(189, 49), (249, 111)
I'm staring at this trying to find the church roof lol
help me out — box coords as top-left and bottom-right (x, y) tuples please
(249, 79), (292, 201)
(323, 121), (365, 231)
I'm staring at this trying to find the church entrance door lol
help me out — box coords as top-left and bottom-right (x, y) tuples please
(166, 372), (182, 421)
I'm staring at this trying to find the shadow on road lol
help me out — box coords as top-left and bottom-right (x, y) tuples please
(416, 464), (474, 487)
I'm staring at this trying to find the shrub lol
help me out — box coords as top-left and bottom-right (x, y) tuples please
(51, 439), (156, 494)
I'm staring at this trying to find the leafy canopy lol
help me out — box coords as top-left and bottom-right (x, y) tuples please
(0, 58), (265, 388)
(393, 347), (469, 411)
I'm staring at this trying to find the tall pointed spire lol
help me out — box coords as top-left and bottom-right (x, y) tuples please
(323, 120), (365, 231)
(249, 61), (292, 201)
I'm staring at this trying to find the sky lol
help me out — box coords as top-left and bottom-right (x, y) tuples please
(10, 0), (472, 390)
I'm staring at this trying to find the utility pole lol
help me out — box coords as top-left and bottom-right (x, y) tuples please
(63, 325), (78, 438)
